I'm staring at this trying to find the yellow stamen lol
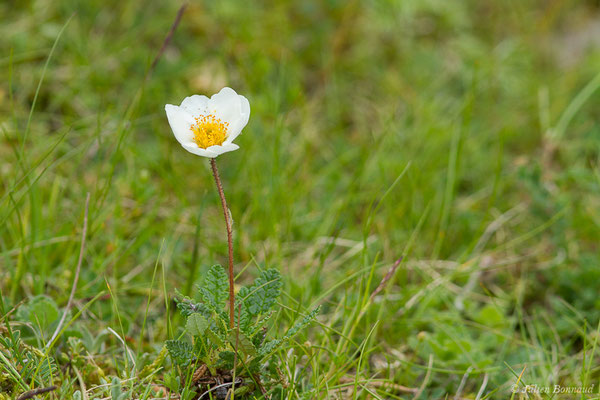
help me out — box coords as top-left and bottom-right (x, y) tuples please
(190, 115), (229, 149)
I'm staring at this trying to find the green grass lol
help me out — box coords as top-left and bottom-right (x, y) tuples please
(1, 0), (600, 398)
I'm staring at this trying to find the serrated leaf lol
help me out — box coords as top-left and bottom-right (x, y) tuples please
(175, 296), (212, 318)
(205, 328), (224, 348)
(259, 339), (282, 357)
(165, 340), (193, 366)
(286, 306), (321, 338)
(235, 287), (253, 333)
(186, 313), (209, 337)
(243, 269), (282, 317)
(217, 351), (235, 370)
(252, 328), (267, 348)
(229, 329), (257, 357)
(198, 265), (229, 312)
(258, 306), (320, 358)
(250, 312), (274, 336)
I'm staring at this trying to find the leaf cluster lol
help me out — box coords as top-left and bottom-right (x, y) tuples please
(166, 265), (319, 398)
(0, 329), (57, 396)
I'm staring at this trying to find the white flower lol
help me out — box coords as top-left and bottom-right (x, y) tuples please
(165, 87), (250, 158)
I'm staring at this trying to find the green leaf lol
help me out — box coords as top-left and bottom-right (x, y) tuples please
(250, 312), (274, 336)
(259, 339), (282, 357)
(110, 377), (122, 400)
(252, 328), (267, 348)
(234, 385), (252, 396)
(286, 306), (321, 338)
(198, 265), (229, 312)
(22, 295), (59, 332)
(205, 328), (225, 348)
(164, 371), (180, 392)
(248, 357), (262, 374)
(236, 287), (252, 331)
(175, 295), (212, 318)
(258, 306), (320, 358)
(165, 340), (193, 366)
(228, 329), (257, 357)
(217, 351), (235, 370)
(181, 388), (198, 400)
(243, 269), (282, 317)
(186, 313), (209, 337)
(475, 305), (504, 328)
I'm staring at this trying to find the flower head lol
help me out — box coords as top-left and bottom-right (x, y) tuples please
(165, 87), (250, 158)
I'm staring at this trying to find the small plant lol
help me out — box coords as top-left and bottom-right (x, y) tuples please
(0, 328), (57, 398)
(164, 265), (319, 399)
(163, 89), (319, 398)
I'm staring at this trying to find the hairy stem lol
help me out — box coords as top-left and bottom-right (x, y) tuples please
(210, 158), (235, 329)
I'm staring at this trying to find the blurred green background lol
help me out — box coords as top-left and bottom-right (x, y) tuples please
(1, 0), (600, 398)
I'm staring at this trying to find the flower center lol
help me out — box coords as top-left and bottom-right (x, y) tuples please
(190, 115), (229, 149)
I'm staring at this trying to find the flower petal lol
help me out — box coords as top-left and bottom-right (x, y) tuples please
(165, 104), (195, 145)
(207, 143), (240, 156)
(224, 94), (250, 144)
(180, 142), (240, 158)
(209, 87), (242, 127)
(180, 94), (210, 117)
(181, 143), (218, 158)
